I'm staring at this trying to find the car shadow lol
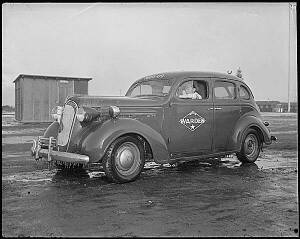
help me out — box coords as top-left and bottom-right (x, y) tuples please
(175, 157), (260, 176)
(49, 158), (262, 186)
(51, 167), (112, 186)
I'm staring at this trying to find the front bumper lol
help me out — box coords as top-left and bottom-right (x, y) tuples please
(31, 136), (89, 164)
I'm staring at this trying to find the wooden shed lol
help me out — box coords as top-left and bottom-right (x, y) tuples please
(14, 74), (92, 122)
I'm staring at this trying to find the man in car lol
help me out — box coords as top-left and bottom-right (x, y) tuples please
(179, 82), (202, 99)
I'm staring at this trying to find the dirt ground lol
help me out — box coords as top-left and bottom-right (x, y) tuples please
(2, 112), (298, 237)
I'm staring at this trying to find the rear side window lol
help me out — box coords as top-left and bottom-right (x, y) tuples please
(214, 81), (236, 99)
(240, 85), (251, 100)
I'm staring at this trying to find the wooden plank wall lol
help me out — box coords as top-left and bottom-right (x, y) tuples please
(16, 77), (89, 122)
(14, 80), (21, 121)
(49, 80), (59, 118)
(21, 77), (58, 122)
(58, 80), (74, 105)
(74, 80), (88, 94)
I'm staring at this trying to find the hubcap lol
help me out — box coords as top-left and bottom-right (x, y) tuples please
(244, 134), (258, 157)
(115, 142), (141, 176)
(119, 149), (134, 170)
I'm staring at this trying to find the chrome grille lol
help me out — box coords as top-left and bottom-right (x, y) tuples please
(39, 137), (57, 149)
(57, 101), (77, 146)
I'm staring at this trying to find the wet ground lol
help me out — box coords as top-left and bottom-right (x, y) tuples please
(2, 113), (299, 237)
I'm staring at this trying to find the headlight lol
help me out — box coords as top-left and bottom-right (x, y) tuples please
(51, 106), (63, 122)
(109, 106), (120, 118)
(75, 106), (119, 123)
(76, 107), (88, 122)
(76, 106), (101, 122)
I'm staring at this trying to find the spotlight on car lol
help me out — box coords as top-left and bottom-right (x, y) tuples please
(109, 106), (120, 118)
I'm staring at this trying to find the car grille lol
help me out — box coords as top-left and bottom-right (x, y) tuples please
(57, 101), (77, 147)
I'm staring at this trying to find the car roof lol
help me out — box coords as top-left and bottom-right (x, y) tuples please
(138, 71), (245, 83)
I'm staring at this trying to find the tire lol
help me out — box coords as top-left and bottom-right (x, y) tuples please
(236, 129), (261, 163)
(102, 136), (145, 183)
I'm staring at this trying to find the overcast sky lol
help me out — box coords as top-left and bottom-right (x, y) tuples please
(2, 3), (297, 106)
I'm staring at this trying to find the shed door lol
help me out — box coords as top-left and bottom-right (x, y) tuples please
(58, 80), (72, 105)
(164, 78), (213, 158)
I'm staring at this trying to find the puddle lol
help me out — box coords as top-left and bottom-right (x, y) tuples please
(144, 162), (173, 170)
(2, 151), (297, 187)
(2, 152), (31, 158)
(220, 161), (242, 169)
(2, 136), (36, 144)
(2, 169), (106, 184)
(88, 171), (105, 178)
(2, 170), (56, 183)
(2, 128), (44, 135)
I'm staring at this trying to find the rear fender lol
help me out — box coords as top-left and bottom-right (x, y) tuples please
(230, 115), (272, 150)
(80, 118), (170, 164)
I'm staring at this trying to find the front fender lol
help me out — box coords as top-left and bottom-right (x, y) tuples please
(230, 115), (272, 150)
(43, 121), (59, 138)
(80, 118), (170, 164)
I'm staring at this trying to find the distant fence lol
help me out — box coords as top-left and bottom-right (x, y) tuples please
(256, 101), (298, 113)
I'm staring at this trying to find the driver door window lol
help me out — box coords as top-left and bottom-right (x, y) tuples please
(176, 80), (208, 100)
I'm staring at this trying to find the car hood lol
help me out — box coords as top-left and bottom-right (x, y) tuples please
(67, 95), (166, 108)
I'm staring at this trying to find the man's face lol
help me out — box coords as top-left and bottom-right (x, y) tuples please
(185, 85), (194, 94)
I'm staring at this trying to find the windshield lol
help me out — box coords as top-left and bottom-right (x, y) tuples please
(126, 79), (173, 97)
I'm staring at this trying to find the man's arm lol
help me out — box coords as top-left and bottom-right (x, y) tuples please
(194, 92), (202, 99)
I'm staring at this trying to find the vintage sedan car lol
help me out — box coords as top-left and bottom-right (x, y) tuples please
(31, 71), (276, 183)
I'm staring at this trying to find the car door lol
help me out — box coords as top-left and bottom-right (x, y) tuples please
(164, 78), (213, 158)
(212, 78), (240, 152)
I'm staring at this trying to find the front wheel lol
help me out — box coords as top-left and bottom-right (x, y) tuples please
(102, 136), (145, 183)
(236, 129), (261, 163)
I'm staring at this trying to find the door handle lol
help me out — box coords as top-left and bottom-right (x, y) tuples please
(208, 107), (214, 110)
(215, 107), (222, 110)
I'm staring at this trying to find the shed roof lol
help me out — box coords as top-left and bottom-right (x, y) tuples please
(13, 74), (92, 83)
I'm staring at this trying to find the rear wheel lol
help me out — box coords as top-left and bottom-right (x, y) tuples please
(236, 129), (261, 163)
(102, 136), (145, 183)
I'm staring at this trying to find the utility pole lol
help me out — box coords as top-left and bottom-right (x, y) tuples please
(288, 3), (291, 112)
(287, 3), (297, 112)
